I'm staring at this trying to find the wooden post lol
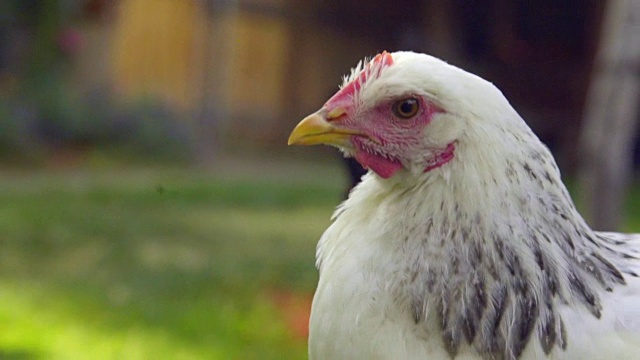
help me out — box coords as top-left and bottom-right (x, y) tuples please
(578, 0), (640, 230)
(193, 0), (239, 165)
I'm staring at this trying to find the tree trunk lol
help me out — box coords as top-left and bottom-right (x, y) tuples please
(578, 0), (640, 230)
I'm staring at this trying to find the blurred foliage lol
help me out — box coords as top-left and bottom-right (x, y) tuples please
(0, 0), (195, 165)
(0, 87), (195, 165)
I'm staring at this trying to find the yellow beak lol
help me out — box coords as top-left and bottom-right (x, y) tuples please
(287, 109), (361, 147)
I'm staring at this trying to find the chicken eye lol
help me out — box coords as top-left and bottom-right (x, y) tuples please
(393, 98), (419, 119)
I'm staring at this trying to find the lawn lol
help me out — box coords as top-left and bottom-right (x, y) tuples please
(0, 159), (638, 359)
(0, 159), (346, 360)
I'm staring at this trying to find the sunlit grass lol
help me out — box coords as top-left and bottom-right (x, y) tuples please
(0, 165), (345, 359)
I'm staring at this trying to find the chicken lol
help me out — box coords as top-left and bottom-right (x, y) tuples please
(288, 51), (640, 360)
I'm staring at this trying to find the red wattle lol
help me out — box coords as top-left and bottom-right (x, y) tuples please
(423, 142), (456, 173)
(355, 151), (403, 179)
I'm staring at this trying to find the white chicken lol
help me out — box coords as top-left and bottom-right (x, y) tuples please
(288, 51), (640, 360)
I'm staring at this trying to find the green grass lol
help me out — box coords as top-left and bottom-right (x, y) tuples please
(0, 163), (637, 360)
(625, 196), (640, 230)
(0, 165), (345, 359)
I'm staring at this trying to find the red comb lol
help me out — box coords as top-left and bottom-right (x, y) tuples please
(371, 51), (394, 68)
(331, 51), (394, 104)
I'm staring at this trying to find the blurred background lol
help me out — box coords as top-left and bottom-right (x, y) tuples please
(0, 0), (638, 359)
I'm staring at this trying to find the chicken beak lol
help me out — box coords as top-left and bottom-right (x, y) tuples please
(288, 109), (360, 147)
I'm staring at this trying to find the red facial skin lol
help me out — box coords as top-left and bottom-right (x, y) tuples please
(324, 92), (453, 179)
(320, 52), (455, 179)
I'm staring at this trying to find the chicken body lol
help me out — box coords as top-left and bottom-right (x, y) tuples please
(288, 52), (640, 360)
(310, 175), (640, 359)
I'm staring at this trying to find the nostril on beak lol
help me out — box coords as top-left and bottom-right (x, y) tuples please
(326, 107), (346, 121)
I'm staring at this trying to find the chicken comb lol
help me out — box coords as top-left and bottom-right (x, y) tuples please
(335, 51), (394, 101)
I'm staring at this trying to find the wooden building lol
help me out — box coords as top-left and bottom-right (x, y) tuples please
(76, 0), (605, 168)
